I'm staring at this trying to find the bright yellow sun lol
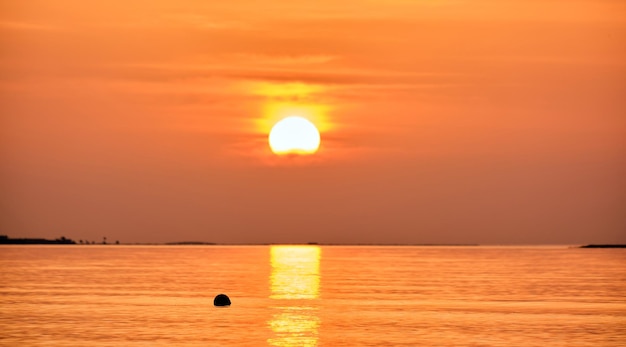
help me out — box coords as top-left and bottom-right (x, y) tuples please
(269, 116), (321, 155)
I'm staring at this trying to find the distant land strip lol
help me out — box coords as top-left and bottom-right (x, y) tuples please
(166, 241), (217, 245)
(0, 235), (76, 244)
(2, 236), (624, 248)
(579, 244), (626, 248)
(0, 236), (480, 246)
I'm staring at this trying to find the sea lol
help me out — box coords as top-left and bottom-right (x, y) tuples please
(0, 245), (624, 346)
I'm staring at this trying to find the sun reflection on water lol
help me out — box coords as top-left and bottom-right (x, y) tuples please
(270, 246), (320, 300)
(268, 246), (321, 347)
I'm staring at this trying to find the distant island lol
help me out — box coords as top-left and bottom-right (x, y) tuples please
(580, 244), (626, 248)
(3, 236), (623, 248)
(165, 241), (217, 245)
(0, 235), (76, 245)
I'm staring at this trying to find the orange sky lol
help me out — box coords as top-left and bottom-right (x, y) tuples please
(1, 0), (624, 244)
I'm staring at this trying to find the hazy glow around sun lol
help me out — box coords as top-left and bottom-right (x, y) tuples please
(269, 116), (321, 155)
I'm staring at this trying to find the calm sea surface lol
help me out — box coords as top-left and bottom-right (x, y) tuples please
(1, 245), (625, 346)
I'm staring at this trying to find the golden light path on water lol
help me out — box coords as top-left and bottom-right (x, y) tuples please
(268, 246), (321, 347)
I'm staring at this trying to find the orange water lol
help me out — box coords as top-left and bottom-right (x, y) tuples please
(1, 245), (625, 346)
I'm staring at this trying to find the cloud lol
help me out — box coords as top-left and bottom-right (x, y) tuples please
(227, 53), (337, 66)
(106, 61), (461, 88)
(0, 21), (59, 31)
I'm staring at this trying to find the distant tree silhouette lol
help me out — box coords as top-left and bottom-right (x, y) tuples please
(1, 235), (75, 244)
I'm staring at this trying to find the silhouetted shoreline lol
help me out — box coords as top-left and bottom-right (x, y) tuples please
(2, 235), (624, 248)
(0, 235), (76, 245)
(580, 244), (626, 248)
(166, 241), (217, 245)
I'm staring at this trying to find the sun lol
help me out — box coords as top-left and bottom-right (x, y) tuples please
(269, 116), (321, 155)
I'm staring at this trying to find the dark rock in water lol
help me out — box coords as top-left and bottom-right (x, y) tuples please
(214, 294), (231, 306)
